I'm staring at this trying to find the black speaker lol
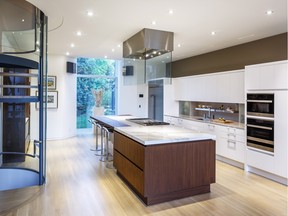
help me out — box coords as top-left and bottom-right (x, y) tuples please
(122, 66), (133, 76)
(67, 62), (76, 73)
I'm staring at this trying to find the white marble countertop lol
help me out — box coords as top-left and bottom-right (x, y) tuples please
(106, 115), (216, 145)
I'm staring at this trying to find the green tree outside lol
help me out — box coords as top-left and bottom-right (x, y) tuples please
(77, 58), (116, 128)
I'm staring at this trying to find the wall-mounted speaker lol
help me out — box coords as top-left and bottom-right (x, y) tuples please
(67, 61), (76, 73)
(122, 65), (133, 76)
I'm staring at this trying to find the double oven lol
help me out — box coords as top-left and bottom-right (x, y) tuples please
(246, 94), (274, 153)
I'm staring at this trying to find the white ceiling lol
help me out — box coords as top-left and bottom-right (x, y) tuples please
(27, 0), (287, 62)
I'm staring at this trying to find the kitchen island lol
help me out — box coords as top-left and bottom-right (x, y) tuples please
(92, 115), (216, 205)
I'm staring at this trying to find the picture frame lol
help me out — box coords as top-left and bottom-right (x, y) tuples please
(46, 75), (57, 90)
(36, 91), (58, 109)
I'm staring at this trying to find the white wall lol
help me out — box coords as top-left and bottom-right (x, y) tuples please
(163, 79), (179, 116)
(117, 81), (148, 117)
(117, 61), (148, 117)
(30, 54), (77, 140)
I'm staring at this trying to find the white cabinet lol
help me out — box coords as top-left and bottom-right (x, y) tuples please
(173, 77), (191, 101)
(216, 126), (246, 163)
(228, 72), (245, 103)
(246, 91), (288, 179)
(245, 61), (288, 181)
(173, 70), (244, 103)
(245, 60), (288, 90)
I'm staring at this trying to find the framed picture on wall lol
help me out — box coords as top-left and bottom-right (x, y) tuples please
(45, 75), (57, 90)
(36, 91), (58, 109)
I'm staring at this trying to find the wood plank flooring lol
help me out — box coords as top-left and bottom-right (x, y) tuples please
(0, 130), (287, 216)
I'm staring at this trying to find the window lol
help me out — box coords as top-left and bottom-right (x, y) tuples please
(77, 58), (117, 128)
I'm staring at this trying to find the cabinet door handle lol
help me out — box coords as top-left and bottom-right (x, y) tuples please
(227, 140), (236, 149)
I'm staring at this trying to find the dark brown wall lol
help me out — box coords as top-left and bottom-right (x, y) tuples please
(172, 33), (287, 78)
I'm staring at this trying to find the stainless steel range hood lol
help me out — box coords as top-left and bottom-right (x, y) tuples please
(123, 28), (174, 59)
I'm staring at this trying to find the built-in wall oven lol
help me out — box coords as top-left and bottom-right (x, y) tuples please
(246, 93), (274, 153)
(247, 94), (274, 117)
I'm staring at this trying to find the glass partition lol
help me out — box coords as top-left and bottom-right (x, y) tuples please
(0, 0), (37, 53)
(123, 52), (172, 85)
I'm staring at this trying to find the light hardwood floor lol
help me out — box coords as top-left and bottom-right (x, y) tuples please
(0, 131), (287, 216)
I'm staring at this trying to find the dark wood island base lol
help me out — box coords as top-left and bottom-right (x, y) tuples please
(113, 131), (216, 205)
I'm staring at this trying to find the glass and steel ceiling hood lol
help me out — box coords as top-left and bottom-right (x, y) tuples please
(122, 28), (174, 84)
(123, 28), (174, 60)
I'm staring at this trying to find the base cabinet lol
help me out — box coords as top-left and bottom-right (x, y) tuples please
(114, 131), (216, 205)
(216, 126), (245, 164)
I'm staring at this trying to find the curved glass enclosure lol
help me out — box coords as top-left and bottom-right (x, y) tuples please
(0, 0), (47, 190)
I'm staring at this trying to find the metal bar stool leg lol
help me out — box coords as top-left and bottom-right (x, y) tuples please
(90, 120), (100, 151)
(105, 131), (114, 169)
(94, 123), (104, 155)
(100, 126), (108, 162)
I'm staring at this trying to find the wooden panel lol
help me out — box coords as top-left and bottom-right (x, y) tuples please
(144, 140), (215, 196)
(114, 132), (145, 170)
(172, 33), (287, 77)
(113, 151), (144, 195)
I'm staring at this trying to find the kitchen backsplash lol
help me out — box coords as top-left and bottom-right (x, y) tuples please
(179, 101), (245, 123)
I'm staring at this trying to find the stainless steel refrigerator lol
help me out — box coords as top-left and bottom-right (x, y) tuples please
(148, 80), (164, 121)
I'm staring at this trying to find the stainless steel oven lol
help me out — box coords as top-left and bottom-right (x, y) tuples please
(246, 117), (274, 152)
(247, 93), (274, 118)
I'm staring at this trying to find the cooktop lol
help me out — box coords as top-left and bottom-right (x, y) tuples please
(127, 118), (170, 126)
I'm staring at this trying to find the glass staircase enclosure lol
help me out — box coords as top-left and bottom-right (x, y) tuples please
(0, 0), (47, 191)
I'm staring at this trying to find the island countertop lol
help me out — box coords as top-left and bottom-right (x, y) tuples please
(92, 115), (216, 145)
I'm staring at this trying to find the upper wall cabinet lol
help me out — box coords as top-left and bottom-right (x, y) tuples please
(245, 60), (288, 91)
(174, 70), (244, 103)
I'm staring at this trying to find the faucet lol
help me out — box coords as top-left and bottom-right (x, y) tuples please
(203, 108), (212, 120)
(208, 107), (212, 119)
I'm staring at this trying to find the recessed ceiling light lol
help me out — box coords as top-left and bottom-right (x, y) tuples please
(211, 31), (216, 36)
(169, 9), (174, 15)
(152, 21), (157, 25)
(87, 11), (94, 16)
(66, 52), (70, 56)
(112, 48), (115, 52)
(266, 10), (274, 15)
(76, 31), (82, 36)
(117, 44), (121, 48)
(70, 43), (75, 48)
(177, 44), (181, 48)
(104, 55), (107, 59)
(21, 19), (25, 22)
